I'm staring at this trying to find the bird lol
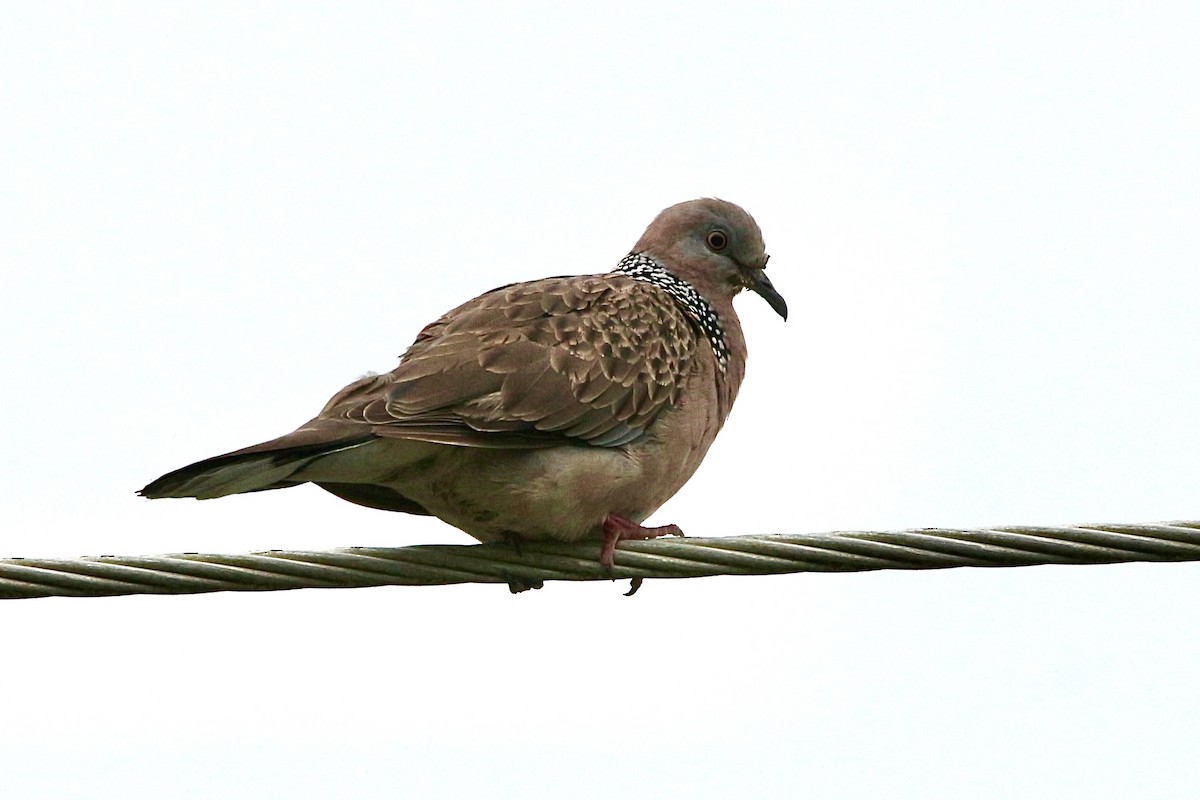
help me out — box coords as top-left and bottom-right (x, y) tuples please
(140, 198), (787, 569)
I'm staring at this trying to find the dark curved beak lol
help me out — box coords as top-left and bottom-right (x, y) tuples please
(745, 267), (787, 320)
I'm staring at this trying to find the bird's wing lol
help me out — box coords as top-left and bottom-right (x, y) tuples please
(320, 274), (700, 448)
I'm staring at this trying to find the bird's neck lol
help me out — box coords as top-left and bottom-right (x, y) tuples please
(616, 253), (731, 374)
(712, 298), (746, 424)
(615, 252), (745, 423)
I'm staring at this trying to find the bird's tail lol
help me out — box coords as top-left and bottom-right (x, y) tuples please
(138, 434), (375, 500)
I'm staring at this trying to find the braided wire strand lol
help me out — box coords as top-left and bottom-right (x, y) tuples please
(2, 521), (1198, 599)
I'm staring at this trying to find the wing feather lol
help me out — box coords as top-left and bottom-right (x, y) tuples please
(322, 274), (698, 448)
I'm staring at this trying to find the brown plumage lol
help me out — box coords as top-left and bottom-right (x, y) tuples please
(140, 198), (787, 567)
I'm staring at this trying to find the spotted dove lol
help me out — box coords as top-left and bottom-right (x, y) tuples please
(140, 198), (787, 567)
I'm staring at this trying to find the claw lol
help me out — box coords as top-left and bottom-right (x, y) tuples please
(502, 571), (544, 593)
(600, 513), (684, 569)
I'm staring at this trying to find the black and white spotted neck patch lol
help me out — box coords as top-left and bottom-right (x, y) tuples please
(615, 252), (729, 373)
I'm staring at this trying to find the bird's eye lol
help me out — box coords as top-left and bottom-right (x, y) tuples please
(706, 230), (729, 251)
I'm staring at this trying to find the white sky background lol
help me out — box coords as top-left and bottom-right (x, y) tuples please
(3, 2), (1199, 797)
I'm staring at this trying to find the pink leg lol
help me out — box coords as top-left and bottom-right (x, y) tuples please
(600, 513), (684, 569)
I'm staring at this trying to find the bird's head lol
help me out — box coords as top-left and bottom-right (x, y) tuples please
(633, 197), (787, 320)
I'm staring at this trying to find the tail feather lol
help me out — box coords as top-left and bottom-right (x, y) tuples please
(139, 436), (374, 500)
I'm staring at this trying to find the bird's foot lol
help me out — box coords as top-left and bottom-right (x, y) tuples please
(502, 571), (544, 594)
(600, 513), (684, 569)
(502, 530), (525, 557)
